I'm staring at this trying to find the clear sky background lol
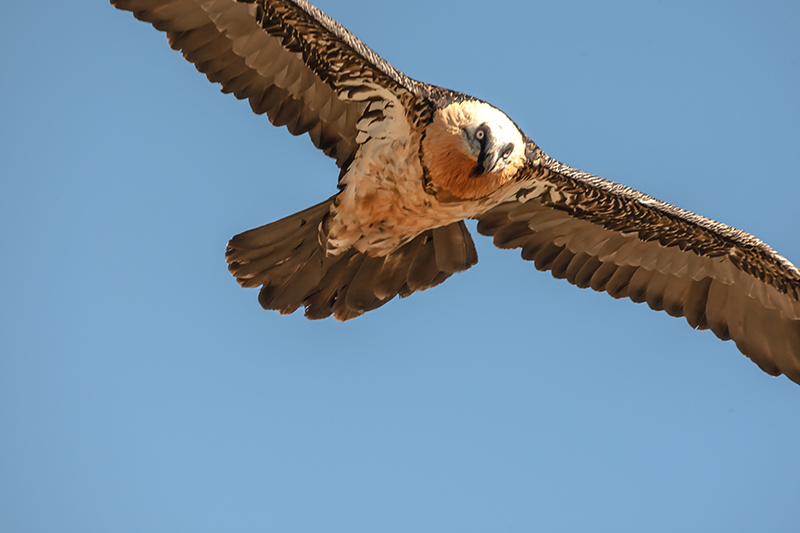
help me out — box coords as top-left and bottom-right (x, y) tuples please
(2, 1), (799, 531)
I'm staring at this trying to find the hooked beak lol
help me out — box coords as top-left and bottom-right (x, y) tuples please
(477, 141), (514, 174)
(478, 148), (499, 175)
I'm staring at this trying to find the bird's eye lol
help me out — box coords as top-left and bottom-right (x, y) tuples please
(475, 128), (485, 141)
(502, 146), (513, 159)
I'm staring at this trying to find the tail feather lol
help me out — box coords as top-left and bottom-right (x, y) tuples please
(373, 240), (420, 300)
(304, 253), (361, 319)
(345, 254), (390, 312)
(226, 198), (479, 320)
(230, 200), (331, 248)
(433, 222), (477, 273)
(259, 252), (326, 313)
(329, 254), (370, 321)
(407, 237), (441, 292)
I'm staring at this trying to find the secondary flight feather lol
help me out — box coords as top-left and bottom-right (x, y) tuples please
(112, 0), (800, 384)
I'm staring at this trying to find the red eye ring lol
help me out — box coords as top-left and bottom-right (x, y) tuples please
(475, 129), (485, 141)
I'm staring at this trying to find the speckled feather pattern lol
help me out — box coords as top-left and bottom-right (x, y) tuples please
(536, 158), (800, 300)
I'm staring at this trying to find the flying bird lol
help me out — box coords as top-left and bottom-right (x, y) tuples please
(112, 0), (800, 384)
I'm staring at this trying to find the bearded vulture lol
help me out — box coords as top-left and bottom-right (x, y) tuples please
(111, 0), (800, 385)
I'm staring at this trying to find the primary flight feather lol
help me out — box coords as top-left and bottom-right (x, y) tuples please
(112, 0), (800, 384)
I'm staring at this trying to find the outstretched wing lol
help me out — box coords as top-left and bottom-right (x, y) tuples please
(477, 154), (800, 384)
(111, 0), (426, 167)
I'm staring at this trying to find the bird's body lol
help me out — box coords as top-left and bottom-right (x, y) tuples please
(331, 98), (528, 256)
(112, 0), (800, 384)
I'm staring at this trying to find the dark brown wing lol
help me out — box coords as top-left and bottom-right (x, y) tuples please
(111, 0), (426, 167)
(477, 153), (800, 384)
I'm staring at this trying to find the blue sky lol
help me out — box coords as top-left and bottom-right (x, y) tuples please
(2, 1), (799, 531)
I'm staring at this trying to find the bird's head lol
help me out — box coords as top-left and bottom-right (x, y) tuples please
(422, 99), (526, 200)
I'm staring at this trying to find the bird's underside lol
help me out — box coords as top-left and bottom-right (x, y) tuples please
(112, 0), (800, 385)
